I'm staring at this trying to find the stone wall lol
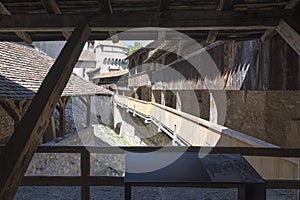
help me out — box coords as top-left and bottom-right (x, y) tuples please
(176, 90), (210, 120)
(113, 104), (172, 146)
(93, 96), (114, 128)
(0, 105), (14, 143)
(224, 91), (300, 147)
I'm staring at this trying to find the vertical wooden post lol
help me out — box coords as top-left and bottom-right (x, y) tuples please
(176, 91), (181, 110)
(86, 96), (91, 127)
(151, 90), (155, 103)
(0, 20), (90, 200)
(161, 90), (165, 105)
(81, 150), (90, 200)
(59, 104), (66, 137)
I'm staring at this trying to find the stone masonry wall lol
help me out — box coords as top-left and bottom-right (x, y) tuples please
(178, 90), (210, 120)
(224, 91), (300, 147)
(0, 105), (14, 143)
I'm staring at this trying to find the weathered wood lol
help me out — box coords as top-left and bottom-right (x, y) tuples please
(276, 18), (300, 55)
(217, 0), (235, 11)
(159, 0), (169, 11)
(206, 30), (219, 44)
(0, 20), (90, 200)
(57, 97), (70, 137)
(21, 176), (125, 186)
(1, 145), (300, 157)
(261, 29), (277, 42)
(0, 2), (32, 43)
(0, 100), (21, 123)
(41, 0), (71, 40)
(98, 0), (113, 13)
(19, 176), (300, 189)
(285, 0), (300, 9)
(86, 96), (91, 127)
(109, 31), (119, 43)
(261, 0), (298, 41)
(0, 11), (281, 32)
(81, 150), (90, 200)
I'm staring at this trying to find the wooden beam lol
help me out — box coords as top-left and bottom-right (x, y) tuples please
(217, 0), (235, 11)
(86, 96), (91, 127)
(0, 11), (281, 32)
(97, 0), (117, 43)
(206, 30), (219, 44)
(261, 29), (277, 42)
(57, 97), (69, 138)
(0, 100), (21, 123)
(41, 0), (71, 40)
(261, 0), (299, 41)
(0, 20), (90, 200)
(159, 0), (169, 11)
(0, 2), (32, 43)
(276, 17), (300, 55)
(211, 0), (234, 42)
(81, 151), (90, 200)
(98, 0), (113, 13)
(109, 31), (119, 43)
(285, 0), (300, 9)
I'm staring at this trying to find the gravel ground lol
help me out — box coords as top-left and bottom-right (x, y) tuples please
(15, 186), (298, 200)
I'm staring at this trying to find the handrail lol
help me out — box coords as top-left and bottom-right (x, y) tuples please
(1, 145), (300, 157)
(115, 95), (278, 148)
(1, 145), (300, 199)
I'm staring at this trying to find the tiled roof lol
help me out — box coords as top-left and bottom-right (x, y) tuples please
(0, 42), (113, 99)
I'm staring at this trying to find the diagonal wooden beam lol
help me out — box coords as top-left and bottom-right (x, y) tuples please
(206, 30), (219, 44)
(261, 0), (299, 41)
(0, 100), (21, 123)
(0, 2), (32, 44)
(276, 17), (300, 55)
(41, 0), (71, 40)
(0, 19), (90, 200)
(285, 0), (300, 9)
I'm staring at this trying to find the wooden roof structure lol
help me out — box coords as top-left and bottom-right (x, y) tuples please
(0, 0), (299, 45)
(0, 0), (300, 199)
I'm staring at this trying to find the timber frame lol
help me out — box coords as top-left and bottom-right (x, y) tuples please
(0, 20), (91, 199)
(0, 0), (300, 199)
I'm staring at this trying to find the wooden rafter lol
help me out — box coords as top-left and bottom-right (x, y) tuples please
(285, 0), (300, 9)
(0, 2), (32, 44)
(0, 11), (280, 32)
(206, 30), (219, 44)
(96, 0), (118, 43)
(159, 0), (169, 11)
(217, 0), (235, 11)
(276, 17), (300, 55)
(0, 20), (90, 199)
(0, 100), (21, 123)
(261, 0), (299, 41)
(56, 97), (70, 138)
(41, 0), (72, 40)
(207, 0), (235, 44)
(0, 99), (32, 124)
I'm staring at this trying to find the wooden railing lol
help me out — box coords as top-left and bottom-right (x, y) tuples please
(1, 146), (300, 199)
(114, 95), (300, 179)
